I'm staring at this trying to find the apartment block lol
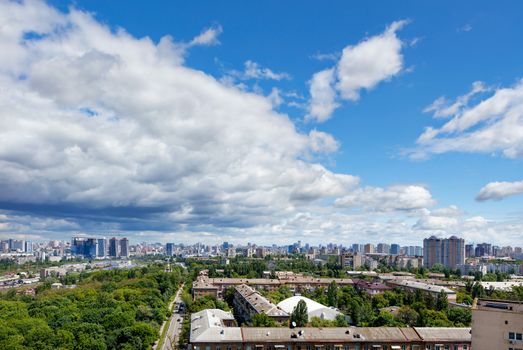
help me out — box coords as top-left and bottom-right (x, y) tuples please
(471, 298), (523, 350)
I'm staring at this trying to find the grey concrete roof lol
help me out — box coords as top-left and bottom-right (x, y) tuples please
(414, 327), (471, 342)
(387, 279), (456, 294)
(240, 327), (417, 343)
(236, 284), (288, 317)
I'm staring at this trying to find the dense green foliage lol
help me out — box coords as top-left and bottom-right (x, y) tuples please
(251, 313), (277, 327)
(0, 264), (184, 350)
(290, 299), (308, 327)
(297, 285), (472, 327)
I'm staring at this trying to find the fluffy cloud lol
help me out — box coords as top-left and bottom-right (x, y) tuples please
(0, 0), (362, 239)
(307, 20), (408, 122)
(189, 25), (223, 46)
(335, 185), (435, 212)
(336, 20), (407, 101)
(476, 180), (523, 201)
(307, 68), (339, 123)
(413, 79), (523, 159)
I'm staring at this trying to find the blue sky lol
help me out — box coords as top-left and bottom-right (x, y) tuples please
(0, 0), (522, 246)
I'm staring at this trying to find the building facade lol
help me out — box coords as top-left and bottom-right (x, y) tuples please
(471, 298), (523, 350)
(190, 309), (472, 350)
(423, 236), (465, 269)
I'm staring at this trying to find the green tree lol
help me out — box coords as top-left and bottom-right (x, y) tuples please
(373, 311), (401, 326)
(447, 307), (471, 326)
(436, 290), (449, 311)
(291, 299), (308, 327)
(251, 313), (277, 327)
(395, 306), (419, 326)
(327, 281), (338, 307)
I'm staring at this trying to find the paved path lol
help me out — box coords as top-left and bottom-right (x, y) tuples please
(159, 285), (185, 350)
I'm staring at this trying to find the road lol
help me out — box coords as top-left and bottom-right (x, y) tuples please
(158, 284), (185, 350)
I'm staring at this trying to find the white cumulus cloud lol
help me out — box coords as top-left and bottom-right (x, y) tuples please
(476, 180), (523, 201)
(413, 79), (523, 159)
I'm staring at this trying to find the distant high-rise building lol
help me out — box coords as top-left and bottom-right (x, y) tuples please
(84, 238), (98, 259)
(222, 242), (229, 250)
(120, 238), (129, 257)
(364, 243), (375, 254)
(376, 243), (390, 254)
(109, 237), (120, 257)
(465, 244), (475, 258)
(9, 239), (25, 252)
(24, 240), (33, 253)
(475, 243), (492, 257)
(405, 246), (423, 257)
(423, 235), (465, 269)
(97, 238), (106, 257)
(492, 245), (501, 257)
(71, 237), (98, 259)
(390, 244), (400, 255)
(166, 243), (175, 256)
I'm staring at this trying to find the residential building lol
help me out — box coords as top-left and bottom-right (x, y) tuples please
(474, 243), (492, 257)
(71, 237), (98, 259)
(189, 309), (472, 350)
(385, 279), (457, 302)
(340, 252), (362, 270)
(120, 238), (129, 257)
(390, 244), (400, 255)
(364, 243), (375, 254)
(465, 244), (475, 258)
(9, 239), (25, 252)
(166, 243), (175, 256)
(233, 284), (289, 324)
(376, 243), (390, 254)
(97, 238), (106, 258)
(24, 240), (33, 253)
(109, 237), (120, 257)
(471, 298), (523, 350)
(353, 279), (392, 296)
(423, 236), (465, 269)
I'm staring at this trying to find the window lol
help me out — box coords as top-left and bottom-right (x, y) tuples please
(205, 346), (211, 350)
(517, 333), (523, 341)
(510, 333), (516, 340)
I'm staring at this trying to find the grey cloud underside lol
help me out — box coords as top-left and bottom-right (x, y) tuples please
(0, 0), (359, 234)
(0, 1), (517, 245)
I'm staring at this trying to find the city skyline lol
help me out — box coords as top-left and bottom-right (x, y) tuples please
(1, 1), (523, 246)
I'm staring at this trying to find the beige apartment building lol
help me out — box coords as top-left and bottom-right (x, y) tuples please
(471, 298), (523, 350)
(190, 309), (472, 350)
